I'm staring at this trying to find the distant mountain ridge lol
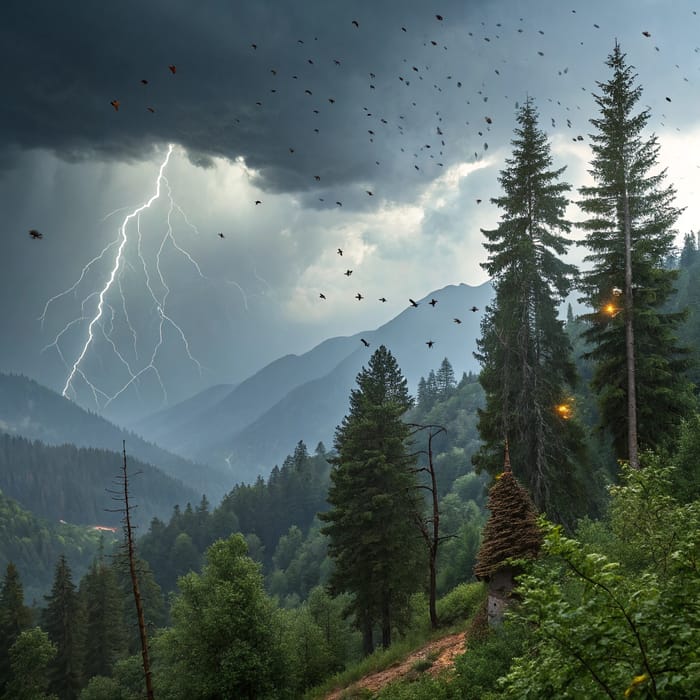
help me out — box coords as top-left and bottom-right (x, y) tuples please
(0, 372), (232, 501)
(133, 282), (493, 481)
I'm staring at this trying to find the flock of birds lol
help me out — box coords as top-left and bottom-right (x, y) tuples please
(27, 7), (700, 361)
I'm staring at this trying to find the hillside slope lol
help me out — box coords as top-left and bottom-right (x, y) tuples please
(0, 373), (231, 501)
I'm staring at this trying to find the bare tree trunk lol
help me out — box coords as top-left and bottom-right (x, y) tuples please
(122, 442), (155, 699)
(623, 190), (640, 469)
(427, 430), (440, 630)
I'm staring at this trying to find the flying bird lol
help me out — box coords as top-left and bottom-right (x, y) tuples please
(255, 200), (262, 205)
(140, 79), (148, 85)
(344, 269), (353, 276)
(435, 14), (443, 21)
(337, 248), (343, 256)
(642, 30), (651, 38)
(110, 100), (120, 111)
(361, 338), (370, 347)
(366, 190), (373, 196)
(319, 293), (326, 299)
(355, 292), (364, 300)
(146, 106), (155, 113)
(453, 318), (462, 324)
(379, 297), (387, 303)
(28, 229), (43, 239)
(168, 64), (177, 74)
(426, 340), (435, 348)
(429, 298), (438, 307)
(352, 19), (359, 28)
(217, 232), (225, 239)
(409, 298), (419, 307)
(470, 306), (479, 312)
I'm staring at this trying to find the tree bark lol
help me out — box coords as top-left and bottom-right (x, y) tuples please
(623, 189), (640, 469)
(122, 442), (155, 699)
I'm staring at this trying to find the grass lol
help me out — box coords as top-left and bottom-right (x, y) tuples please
(304, 615), (473, 699)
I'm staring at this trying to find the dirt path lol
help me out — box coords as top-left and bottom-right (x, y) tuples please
(324, 631), (466, 699)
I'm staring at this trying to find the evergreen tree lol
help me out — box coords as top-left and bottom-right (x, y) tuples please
(0, 563), (32, 694)
(79, 558), (126, 682)
(320, 345), (424, 654)
(679, 231), (698, 269)
(473, 97), (588, 526)
(577, 42), (694, 464)
(435, 358), (457, 396)
(42, 555), (82, 700)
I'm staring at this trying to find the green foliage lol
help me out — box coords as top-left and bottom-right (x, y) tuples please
(110, 552), (167, 656)
(78, 677), (123, 700)
(408, 371), (484, 498)
(152, 534), (291, 699)
(0, 432), (198, 531)
(577, 42), (695, 460)
(473, 97), (590, 527)
(2, 627), (58, 700)
(139, 439), (331, 592)
(451, 620), (530, 700)
(670, 413), (700, 501)
(434, 582), (486, 627)
(79, 558), (126, 682)
(374, 675), (456, 700)
(502, 461), (700, 698)
(0, 562), (33, 693)
(42, 555), (82, 700)
(320, 346), (425, 653)
(0, 489), (111, 603)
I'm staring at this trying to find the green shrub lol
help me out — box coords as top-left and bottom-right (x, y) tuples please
(435, 582), (486, 626)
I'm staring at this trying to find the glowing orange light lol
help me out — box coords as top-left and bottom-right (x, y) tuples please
(555, 403), (572, 419)
(604, 303), (616, 315)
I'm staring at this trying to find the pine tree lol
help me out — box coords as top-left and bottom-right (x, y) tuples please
(473, 97), (588, 526)
(0, 563), (33, 694)
(319, 345), (424, 654)
(435, 358), (457, 396)
(42, 555), (82, 700)
(577, 42), (694, 465)
(79, 557), (126, 682)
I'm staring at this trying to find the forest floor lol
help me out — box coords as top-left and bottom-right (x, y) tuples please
(323, 630), (467, 699)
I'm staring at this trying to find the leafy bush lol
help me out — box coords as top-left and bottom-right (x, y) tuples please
(435, 582), (486, 626)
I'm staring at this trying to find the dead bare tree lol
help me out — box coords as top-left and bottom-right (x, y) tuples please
(109, 442), (155, 699)
(409, 423), (451, 629)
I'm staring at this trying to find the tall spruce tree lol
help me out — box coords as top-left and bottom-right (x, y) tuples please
(473, 97), (588, 527)
(42, 555), (82, 700)
(319, 345), (424, 654)
(0, 563), (32, 694)
(79, 557), (126, 682)
(577, 42), (694, 465)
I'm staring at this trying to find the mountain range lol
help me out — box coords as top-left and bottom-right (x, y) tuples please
(0, 282), (493, 499)
(130, 282), (493, 481)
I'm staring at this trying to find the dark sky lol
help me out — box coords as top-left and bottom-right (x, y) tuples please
(2, 0), (699, 421)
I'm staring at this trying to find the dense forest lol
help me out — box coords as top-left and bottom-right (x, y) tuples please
(2, 43), (700, 699)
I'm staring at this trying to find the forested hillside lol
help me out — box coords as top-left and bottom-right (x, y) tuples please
(0, 490), (111, 603)
(0, 373), (230, 500)
(0, 433), (200, 530)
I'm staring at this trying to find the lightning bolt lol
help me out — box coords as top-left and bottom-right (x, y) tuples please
(41, 143), (247, 412)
